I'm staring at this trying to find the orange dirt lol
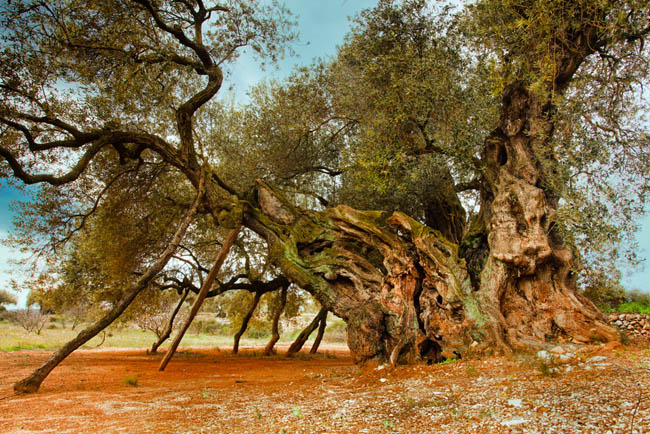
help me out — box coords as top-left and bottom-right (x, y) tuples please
(1, 344), (649, 433)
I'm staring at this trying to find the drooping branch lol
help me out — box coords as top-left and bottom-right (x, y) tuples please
(0, 140), (107, 186)
(0, 128), (186, 186)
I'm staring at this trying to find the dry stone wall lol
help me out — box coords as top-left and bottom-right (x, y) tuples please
(607, 313), (650, 341)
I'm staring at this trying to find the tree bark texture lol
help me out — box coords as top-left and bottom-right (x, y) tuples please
(470, 82), (618, 351)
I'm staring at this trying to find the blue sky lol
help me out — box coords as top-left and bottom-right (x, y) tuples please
(1, 0), (649, 307)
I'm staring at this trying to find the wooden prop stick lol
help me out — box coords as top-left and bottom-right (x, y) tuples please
(159, 224), (242, 371)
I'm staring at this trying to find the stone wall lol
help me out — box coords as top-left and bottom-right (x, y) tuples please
(607, 313), (650, 341)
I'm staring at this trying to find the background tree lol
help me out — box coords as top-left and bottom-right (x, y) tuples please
(0, 289), (17, 310)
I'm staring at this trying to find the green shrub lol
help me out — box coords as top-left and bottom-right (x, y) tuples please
(615, 301), (650, 315)
(122, 375), (139, 387)
(203, 323), (219, 335)
(190, 320), (204, 335)
(246, 326), (269, 339)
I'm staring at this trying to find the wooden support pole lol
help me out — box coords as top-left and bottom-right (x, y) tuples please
(263, 285), (288, 355)
(159, 224), (242, 371)
(232, 291), (261, 354)
(14, 174), (205, 393)
(310, 311), (328, 354)
(286, 307), (327, 356)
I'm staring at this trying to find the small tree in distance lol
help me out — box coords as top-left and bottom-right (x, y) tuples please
(14, 307), (47, 335)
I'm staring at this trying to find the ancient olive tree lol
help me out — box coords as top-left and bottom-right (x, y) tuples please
(1, 0), (649, 394)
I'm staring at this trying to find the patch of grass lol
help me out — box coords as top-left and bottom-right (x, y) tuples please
(465, 365), (479, 377)
(122, 374), (139, 387)
(291, 406), (303, 418)
(537, 357), (560, 377)
(436, 357), (459, 365)
(382, 419), (395, 430)
(614, 301), (650, 315)
(479, 407), (494, 419)
(2, 343), (49, 352)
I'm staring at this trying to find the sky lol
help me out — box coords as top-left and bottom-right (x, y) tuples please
(1, 0), (649, 308)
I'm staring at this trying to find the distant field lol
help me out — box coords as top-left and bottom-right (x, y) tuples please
(0, 317), (347, 352)
(1, 322), (277, 352)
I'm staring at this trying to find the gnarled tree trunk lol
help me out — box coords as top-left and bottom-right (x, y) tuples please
(468, 81), (618, 351)
(243, 175), (617, 366)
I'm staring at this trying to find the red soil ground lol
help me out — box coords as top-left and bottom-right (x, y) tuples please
(1, 343), (649, 433)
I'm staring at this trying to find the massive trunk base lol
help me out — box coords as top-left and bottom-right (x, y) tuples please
(248, 182), (618, 365)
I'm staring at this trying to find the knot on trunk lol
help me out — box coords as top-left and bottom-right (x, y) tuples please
(256, 181), (296, 225)
(489, 175), (552, 274)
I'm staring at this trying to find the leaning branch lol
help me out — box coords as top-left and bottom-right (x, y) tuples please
(13, 170), (206, 394)
(0, 140), (107, 186)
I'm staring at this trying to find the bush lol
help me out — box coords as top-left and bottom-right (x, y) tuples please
(122, 375), (139, 387)
(203, 323), (219, 335)
(15, 308), (47, 334)
(615, 301), (650, 315)
(0, 309), (15, 323)
(246, 326), (269, 339)
(190, 319), (204, 335)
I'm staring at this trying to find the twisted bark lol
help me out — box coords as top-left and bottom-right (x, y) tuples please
(244, 177), (617, 366)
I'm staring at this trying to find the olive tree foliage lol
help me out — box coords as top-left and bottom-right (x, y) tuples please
(0, 0), (296, 302)
(0, 0), (299, 393)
